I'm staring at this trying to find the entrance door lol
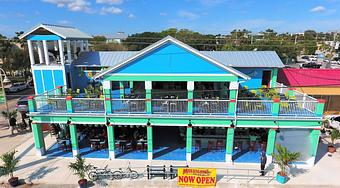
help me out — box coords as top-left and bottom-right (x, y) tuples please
(262, 70), (272, 87)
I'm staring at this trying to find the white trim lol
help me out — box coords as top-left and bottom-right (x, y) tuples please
(186, 153), (192, 161)
(58, 40), (65, 65)
(148, 152), (153, 161)
(225, 154), (232, 163)
(145, 81), (152, 90)
(32, 65), (63, 70)
(43, 40), (50, 65)
(37, 41), (44, 64)
(109, 150), (115, 159)
(40, 69), (46, 92)
(51, 69), (56, 89)
(27, 40), (35, 65)
(93, 36), (250, 80)
(229, 81), (239, 90)
(31, 66), (38, 94)
(103, 80), (111, 89)
(72, 149), (79, 156)
(187, 81), (194, 91)
(266, 155), (273, 165)
(66, 40), (72, 63)
(36, 148), (45, 156)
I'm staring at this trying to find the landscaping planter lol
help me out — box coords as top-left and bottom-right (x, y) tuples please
(8, 177), (19, 187)
(276, 173), (288, 184)
(78, 179), (88, 188)
(328, 145), (336, 153)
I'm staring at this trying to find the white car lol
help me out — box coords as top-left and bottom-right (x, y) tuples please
(7, 82), (29, 93)
(325, 115), (340, 130)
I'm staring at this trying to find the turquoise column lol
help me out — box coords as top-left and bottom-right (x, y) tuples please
(69, 124), (79, 156)
(145, 81), (152, 114)
(32, 123), (45, 156)
(129, 81), (134, 89)
(266, 128), (277, 164)
(309, 129), (321, 157)
(28, 96), (36, 112)
(119, 81), (124, 99)
(107, 124), (115, 159)
(187, 81), (194, 115)
(147, 123), (153, 160)
(104, 89), (112, 114)
(56, 86), (63, 96)
(270, 68), (278, 88)
(66, 96), (73, 113)
(226, 127), (234, 163)
(186, 125), (193, 161)
(288, 88), (295, 99)
(315, 99), (326, 117)
(228, 82), (238, 116)
(272, 98), (280, 116)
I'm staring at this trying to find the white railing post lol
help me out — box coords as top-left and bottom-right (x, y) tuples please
(302, 93), (307, 108)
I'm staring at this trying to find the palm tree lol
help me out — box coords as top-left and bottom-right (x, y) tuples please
(0, 150), (20, 186)
(68, 155), (91, 187)
(272, 144), (301, 176)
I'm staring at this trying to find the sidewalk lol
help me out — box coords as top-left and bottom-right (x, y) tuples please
(0, 132), (339, 187)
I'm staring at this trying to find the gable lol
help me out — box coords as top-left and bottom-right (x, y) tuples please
(114, 43), (229, 74)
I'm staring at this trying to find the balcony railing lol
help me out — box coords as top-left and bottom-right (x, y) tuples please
(279, 101), (317, 117)
(35, 96), (67, 113)
(72, 98), (105, 113)
(193, 99), (229, 115)
(111, 99), (146, 113)
(237, 100), (273, 116)
(152, 99), (187, 114)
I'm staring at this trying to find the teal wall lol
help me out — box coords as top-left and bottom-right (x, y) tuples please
(114, 43), (231, 74)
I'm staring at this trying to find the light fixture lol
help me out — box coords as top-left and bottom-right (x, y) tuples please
(230, 120), (235, 128)
(147, 119), (151, 126)
(188, 120), (192, 127)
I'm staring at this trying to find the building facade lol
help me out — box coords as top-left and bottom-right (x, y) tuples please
(21, 24), (324, 166)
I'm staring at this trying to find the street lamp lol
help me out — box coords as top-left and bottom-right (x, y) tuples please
(0, 68), (11, 128)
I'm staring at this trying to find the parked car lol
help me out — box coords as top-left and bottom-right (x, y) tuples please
(301, 62), (321, 68)
(16, 96), (28, 113)
(325, 115), (340, 130)
(6, 82), (29, 92)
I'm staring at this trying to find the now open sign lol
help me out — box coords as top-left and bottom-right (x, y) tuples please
(178, 168), (217, 186)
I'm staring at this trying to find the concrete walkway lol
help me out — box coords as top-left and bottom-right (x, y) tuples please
(0, 132), (340, 187)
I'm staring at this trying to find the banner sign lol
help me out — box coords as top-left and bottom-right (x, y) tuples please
(178, 168), (216, 186)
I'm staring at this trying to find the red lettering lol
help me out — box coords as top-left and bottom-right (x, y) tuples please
(189, 176), (195, 183)
(196, 177), (201, 183)
(201, 177), (206, 183)
(179, 176), (184, 183)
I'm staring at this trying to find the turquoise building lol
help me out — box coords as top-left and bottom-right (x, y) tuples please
(21, 24), (324, 166)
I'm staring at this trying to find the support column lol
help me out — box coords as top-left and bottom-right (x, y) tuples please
(28, 96), (36, 112)
(32, 123), (45, 156)
(272, 98), (280, 116)
(187, 81), (194, 115)
(37, 41), (44, 64)
(226, 127), (234, 163)
(27, 40), (35, 65)
(145, 81), (152, 114)
(266, 129), (277, 164)
(147, 124), (153, 160)
(129, 81), (134, 90)
(73, 40), (77, 59)
(42, 40), (50, 65)
(288, 88), (295, 99)
(69, 124), (79, 156)
(308, 129), (321, 166)
(85, 40), (89, 51)
(58, 40), (65, 65)
(66, 96), (73, 113)
(119, 81), (125, 99)
(103, 80), (112, 113)
(270, 68), (278, 88)
(315, 99), (326, 117)
(56, 86), (63, 96)
(186, 125), (193, 161)
(66, 40), (72, 63)
(79, 40), (84, 52)
(107, 125), (115, 159)
(228, 82), (238, 116)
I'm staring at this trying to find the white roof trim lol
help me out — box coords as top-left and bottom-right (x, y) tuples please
(20, 23), (66, 39)
(93, 36), (250, 80)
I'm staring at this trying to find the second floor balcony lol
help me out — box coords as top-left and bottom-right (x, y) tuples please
(30, 82), (324, 119)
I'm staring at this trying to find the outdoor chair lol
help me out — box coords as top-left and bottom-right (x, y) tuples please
(216, 140), (224, 151)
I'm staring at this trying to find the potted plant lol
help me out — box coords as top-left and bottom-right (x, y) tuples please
(0, 150), (20, 187)
(272, 144), (301, 184)
(328, 129), (340, 153)
(68, 155), (91, 188)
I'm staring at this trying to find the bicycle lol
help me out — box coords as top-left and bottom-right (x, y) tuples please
(112, 163), (139, 179)
(88, 165), (115, 181)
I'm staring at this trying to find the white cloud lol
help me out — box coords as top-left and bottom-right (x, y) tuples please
(310, 6), (326, 13)
(96, 0), (123, 4)
(100, 6), (122, 15)
(160, 12), (167, 16)
(128, 13), (134, 18)
(58, 20), (72, 25)
(178, 10), (199, 20)
(42, 0), (93, 13)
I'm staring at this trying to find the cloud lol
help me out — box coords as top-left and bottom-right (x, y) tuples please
(310, 6), (326, 13)
(42, 0), (94, 13)
(178, 10), (199, 20)
(100, 6), (122, 15)
(58, 20), (72, 25)
(96, 0), (123, 4)
(160, 12), (167, 16)
(128, 13), (134, 18)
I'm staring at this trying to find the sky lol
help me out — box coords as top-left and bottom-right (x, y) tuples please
(1, 0), (340, 37)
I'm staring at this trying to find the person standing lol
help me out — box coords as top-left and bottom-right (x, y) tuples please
(260, 150), (267, 176)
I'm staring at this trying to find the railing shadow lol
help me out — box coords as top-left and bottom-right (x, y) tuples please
(27, 165), (58, 182)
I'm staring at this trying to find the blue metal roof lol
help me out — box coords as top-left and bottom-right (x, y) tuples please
(74, 50), (284, 68)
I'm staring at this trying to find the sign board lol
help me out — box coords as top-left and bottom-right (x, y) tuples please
(178, 168), (216, 186)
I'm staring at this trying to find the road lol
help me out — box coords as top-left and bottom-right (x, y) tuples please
(0, 87), (34, 112)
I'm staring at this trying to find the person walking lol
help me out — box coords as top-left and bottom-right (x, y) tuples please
(260, 150), (267, 176)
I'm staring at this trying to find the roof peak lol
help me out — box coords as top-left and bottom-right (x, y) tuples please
(40, 23), (75, 29)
